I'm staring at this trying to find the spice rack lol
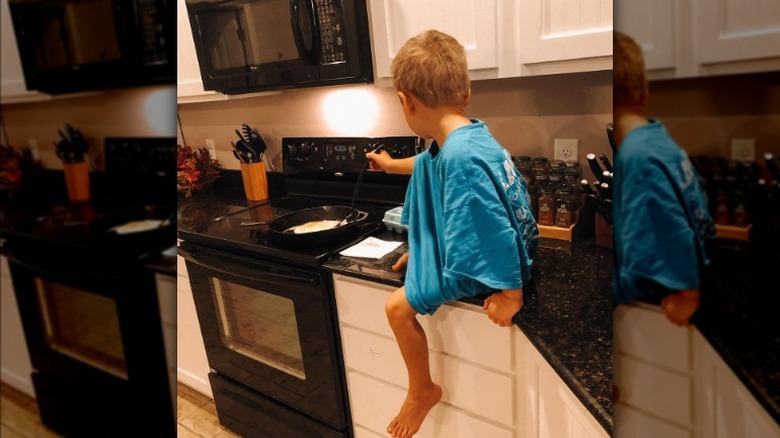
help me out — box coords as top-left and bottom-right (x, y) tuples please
(714, 223), (751, 242)
(538, 223), (575, 241)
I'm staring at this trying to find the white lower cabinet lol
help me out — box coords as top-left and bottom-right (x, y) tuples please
(615, 303), (780, 438)
(176, 252), (212, 397)
(0, 255), (34, 396)
(155, 273), (177, 414)
(692, 329), (780, 438)
(332, 273), (608, 438)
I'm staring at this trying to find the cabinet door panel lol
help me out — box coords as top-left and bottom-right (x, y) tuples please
(518, 0), (612, 65)
(346, 371), (514, 438)
(340, 326), (514, 427)
(368, 0), (498, 79)
(614, 0), (675, 71)
(614, 404), (691, 438)
(614, 354), (691, 427)
(614, 304), (690, 373)
(697, 0), (780, 64)
(333, 274), (512, 372)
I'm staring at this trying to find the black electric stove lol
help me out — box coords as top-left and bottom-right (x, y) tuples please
(178, 136), (420, 438)
(1, 137), (177, 437)
(179, 136), (422, 268)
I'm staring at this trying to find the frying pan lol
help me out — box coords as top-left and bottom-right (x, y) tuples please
(267, 205), (370, 247)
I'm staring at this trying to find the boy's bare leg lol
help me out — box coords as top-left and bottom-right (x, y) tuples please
(385, 287), (442, 438)
(484, 289), (523, 327)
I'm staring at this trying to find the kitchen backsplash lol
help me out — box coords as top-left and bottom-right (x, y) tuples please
(177, 71), (614, 173)
(0, 85), (176, 170)
(646, 71), (780, 159)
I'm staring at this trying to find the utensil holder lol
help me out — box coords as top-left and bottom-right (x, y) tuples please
(595, 213), (613, 249)
(240, 161), (268, 201)
(63, 162), (90, 202)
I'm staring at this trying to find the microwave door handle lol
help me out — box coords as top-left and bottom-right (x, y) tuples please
(290, 0), (320, 65)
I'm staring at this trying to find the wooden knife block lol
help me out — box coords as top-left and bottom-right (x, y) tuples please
(595, 213), (613, 249)
(240, 161), (268, 201)
(63, 162), (90, 202)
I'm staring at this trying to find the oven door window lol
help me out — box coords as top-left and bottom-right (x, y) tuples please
(211, 278), (305, 379)
(34, 278), (127, 380)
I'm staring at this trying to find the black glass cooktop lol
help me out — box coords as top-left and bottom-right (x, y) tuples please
(178, 197), (388, 269)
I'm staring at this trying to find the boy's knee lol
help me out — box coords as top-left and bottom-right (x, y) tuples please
(385, 292), (411, 325)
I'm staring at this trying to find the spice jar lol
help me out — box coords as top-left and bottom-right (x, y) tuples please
(537, 186), (556, 226)
(555, 187), (576, 227)
(514, 155), (533, 186)
(531, 157), (549, 180)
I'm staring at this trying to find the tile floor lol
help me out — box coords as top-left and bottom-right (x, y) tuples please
(0, 381), (239, 438)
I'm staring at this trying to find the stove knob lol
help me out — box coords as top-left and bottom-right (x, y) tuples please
(287, 144), (298, 159)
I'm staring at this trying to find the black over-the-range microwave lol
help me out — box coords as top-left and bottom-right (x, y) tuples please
(185, 0), (374, 94)
(9, 0), (175, 94)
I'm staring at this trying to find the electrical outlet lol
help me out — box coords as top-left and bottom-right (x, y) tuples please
(27, 138), (39, 160)
(731, 138), (756, 162)
(554, 138), (579, 161)
(205, 139), (216, 160)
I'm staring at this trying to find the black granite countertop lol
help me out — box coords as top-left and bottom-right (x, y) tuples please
(682, 243), (779, 425)
(324, 231), (614, 433)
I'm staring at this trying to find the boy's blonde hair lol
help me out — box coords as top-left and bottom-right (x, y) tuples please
(614, 31), (647, 108)
(390, 30), (470, 108)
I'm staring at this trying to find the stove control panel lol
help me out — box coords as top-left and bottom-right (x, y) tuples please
(283, 136), (424, 174)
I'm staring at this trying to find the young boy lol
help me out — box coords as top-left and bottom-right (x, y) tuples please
(612, 31), (715, 326)
(365, 30), (538, 438)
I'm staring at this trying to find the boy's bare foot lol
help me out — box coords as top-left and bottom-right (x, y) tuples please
(661, 289), (700, 327)
(387, 383), (442, 438)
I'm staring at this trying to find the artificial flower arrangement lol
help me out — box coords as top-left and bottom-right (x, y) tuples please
(0, 144), (42, 198)
(177, 144), (222, 197)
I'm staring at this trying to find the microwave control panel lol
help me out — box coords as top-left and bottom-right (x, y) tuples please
(316, 0), (346, 64)
(283, 136), (424, 174)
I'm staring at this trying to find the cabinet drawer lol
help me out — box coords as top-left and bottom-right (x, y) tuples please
(615, 354), (691, 427)
(614, 404), (691, 438)
(614, 304), (690, 372)
(346, 371), (514, 438)
(340, 326), (514, 427)
(333, 274), (512, 372)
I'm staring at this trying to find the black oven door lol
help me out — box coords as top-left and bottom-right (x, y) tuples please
(4, 250), (173, 436)
(179, 242), (349, 431)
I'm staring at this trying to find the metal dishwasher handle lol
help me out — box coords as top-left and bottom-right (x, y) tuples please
(177, 246), (319, 287)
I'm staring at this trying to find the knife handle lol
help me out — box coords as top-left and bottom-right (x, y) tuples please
(599, 154), (613, 172)
(606, 123), (616, 153)
(765, 153), (780, 182)
(581, 179), (596, 196)
(587, 153), (606, 184)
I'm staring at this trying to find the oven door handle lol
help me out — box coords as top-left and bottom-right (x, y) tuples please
(178, 246), (319, 287)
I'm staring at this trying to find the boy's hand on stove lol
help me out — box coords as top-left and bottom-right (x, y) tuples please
(392, 252), (409, 272)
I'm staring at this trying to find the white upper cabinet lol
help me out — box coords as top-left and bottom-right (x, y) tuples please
(614, 0), (675, 73)
(616, 0), (780, 79)
(367, 0), (500, 82)
(696, 0), (780, 75)
(176, 0), (223, 103)
(0, 0), (48, 103)
(513, 0), (613, 76)
(367, 0), (612, 84)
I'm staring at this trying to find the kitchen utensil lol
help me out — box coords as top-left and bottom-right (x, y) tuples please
(765, 153), (780, 183)
(240, 221), (269, 227)
(606, 123), (615, 153)
(339, 166), (369, 227)
(599, 154), (613, 172)
(581, 179), (596, 196)
(586, 153), (606, 184)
